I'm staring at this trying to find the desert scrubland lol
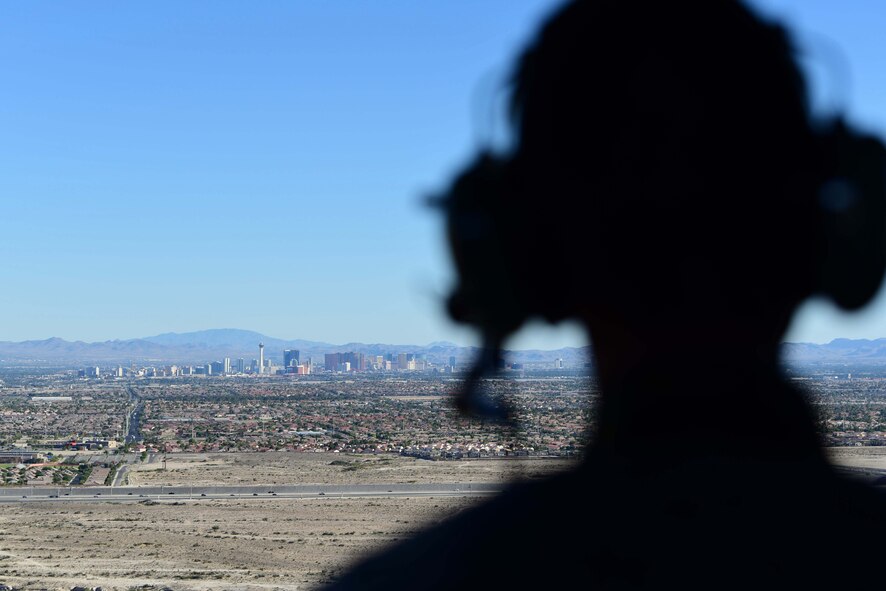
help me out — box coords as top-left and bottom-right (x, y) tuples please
(126, 451), (578, 486)
(0, 453), (578, 591)
(0, 495), (473, 591)
(0, 449), (882, 591)
(823, 445), (886, 470)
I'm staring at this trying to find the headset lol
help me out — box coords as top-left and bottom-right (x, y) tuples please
(430, 115), (886, 424)
(427, 153), (522, 423)
(814, 119), (886, 311)
(426, 0), (886, 424)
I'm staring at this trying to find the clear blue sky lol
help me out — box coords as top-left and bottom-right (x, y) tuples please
(0, 0), (884, 349)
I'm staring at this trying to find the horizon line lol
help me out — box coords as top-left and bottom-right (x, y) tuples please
(1, 329), (884, 350)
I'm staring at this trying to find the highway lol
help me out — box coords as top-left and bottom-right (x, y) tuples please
(0, 467), (881, 504)
(0, 482), (504, 503)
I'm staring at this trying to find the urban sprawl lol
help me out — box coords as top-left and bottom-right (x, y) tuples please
(0, 354), (882, 489)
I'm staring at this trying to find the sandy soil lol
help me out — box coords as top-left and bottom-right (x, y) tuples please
(1, 448), (879, 591)
(0, 454), (579, 591)
(0, 496), (477, 591)
(824, 446), (886, 471)
(126, 452), (579, 487)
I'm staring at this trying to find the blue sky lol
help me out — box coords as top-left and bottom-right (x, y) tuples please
(0, 1), (884, 349)
(747, 0), (886, 345)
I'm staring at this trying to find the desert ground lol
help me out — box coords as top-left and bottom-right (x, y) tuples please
(823, 445), (886, 471)
(0, 495), (475, 591)
(0, 454), (578, 591)
(0, 449), (882, 591)
(125, 452), (578, 487)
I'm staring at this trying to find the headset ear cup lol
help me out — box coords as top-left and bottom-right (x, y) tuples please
(441, 152), (528, 340)
(818, 129), (886, 310)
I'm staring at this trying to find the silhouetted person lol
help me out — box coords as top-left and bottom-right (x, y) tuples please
(322, 1), (886, 589)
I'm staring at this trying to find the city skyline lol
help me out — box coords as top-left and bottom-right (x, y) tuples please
(0, 327), (591, 370)
(2, 1), (886, 350)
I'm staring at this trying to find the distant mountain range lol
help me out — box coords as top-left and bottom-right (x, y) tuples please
(0, 328), (592, 367)
(2, 329), (884, 368)
(781, 338), (886, 364)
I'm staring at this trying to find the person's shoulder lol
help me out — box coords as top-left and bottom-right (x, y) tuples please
(320, 467), (592, 590)
(319, 456), (886, 590)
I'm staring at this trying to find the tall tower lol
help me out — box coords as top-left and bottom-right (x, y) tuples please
(259, 342), (264, 374)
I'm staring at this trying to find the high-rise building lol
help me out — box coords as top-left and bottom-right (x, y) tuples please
(223, 358), (231, 374)
(284, 349), (300, 368)
(396, 353), (417, 371)
(342, 351), (364, 372)
(325, 353), (341, 372)
(237, 358), (245, 373)
(259, 342), (264, 374)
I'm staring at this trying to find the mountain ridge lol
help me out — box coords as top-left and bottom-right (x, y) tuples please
(0, 328), (591, 367)
(1, 329), (882, 367)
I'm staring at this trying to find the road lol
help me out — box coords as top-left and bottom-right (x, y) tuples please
(1, 466), (881, 504)
(110, 464), (128, 487)
(0, 482), (503, 503)
(124, 386), (143, 444)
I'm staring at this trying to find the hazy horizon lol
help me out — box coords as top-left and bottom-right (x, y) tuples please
(1, 324), (883, 349)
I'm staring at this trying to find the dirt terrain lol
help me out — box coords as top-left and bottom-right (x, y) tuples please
(0, 454), (578, 591)
(0, 495), (475, 591)
(0, 449), (880, 591)
(126, 452), (578, 487)
(824, 446), (886, 471)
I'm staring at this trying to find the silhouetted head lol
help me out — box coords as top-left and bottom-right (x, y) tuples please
(443, 0), (886, 355)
